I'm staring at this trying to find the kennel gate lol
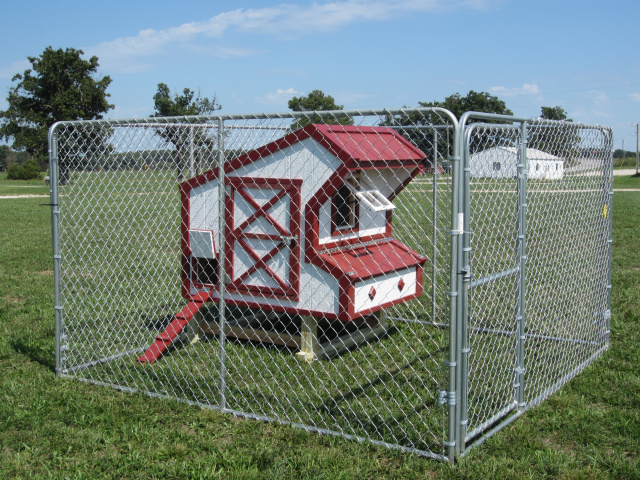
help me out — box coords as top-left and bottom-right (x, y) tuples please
(49, 109), (613, 461)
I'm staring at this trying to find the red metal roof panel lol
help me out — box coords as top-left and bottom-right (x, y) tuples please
(312, 124), (426, 164)
(318, 239), (426, 280)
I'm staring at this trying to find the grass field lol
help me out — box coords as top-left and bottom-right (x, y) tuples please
(0, 171), (49, 196)
(0, 173), (639, 479)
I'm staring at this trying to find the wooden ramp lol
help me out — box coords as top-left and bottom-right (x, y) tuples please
(137, 292), (212, 364)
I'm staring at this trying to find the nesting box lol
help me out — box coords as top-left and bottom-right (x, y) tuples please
(181, 124), (427, 322)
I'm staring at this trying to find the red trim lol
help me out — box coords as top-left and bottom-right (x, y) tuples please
(179, 124), (428, 322)
(330, 182), (360, 237)
(224, 177), (301, 300)
(179, 124), (425, 194)
(303, 165), (351, 261)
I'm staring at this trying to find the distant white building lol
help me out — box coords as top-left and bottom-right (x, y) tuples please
(470, 146), (564, 179)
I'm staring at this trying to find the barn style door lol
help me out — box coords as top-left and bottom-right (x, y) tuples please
(224, 177), (302, 300)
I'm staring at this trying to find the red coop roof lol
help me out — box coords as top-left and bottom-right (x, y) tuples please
(220, 123), (426, 175)
(309, 124), (426, 168)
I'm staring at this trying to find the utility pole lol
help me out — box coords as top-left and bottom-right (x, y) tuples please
(636, 123), (639, 175)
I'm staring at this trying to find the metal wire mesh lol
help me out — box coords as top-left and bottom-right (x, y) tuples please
(51, 109), (456, 460)
(49, 109), (612, 460)
(462, 118), (612, 446)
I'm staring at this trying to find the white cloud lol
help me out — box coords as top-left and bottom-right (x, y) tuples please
(489, 83), (541, 97)
(588, 90), (609, 104)
(0, 59), (31, 79)
(258, 88), (300, 104)
(82, 0), (500, 73)
(631, 93), (640, 103)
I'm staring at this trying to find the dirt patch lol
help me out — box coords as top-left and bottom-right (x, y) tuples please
(0, 195), (49, 199)
(3, 295), (26, 304)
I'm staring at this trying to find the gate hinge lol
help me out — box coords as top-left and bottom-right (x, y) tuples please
(438, 390), (457, 406)
(460, 264), (472, 280)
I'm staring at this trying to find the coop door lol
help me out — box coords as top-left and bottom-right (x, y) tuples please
(225, 177), (302, 300)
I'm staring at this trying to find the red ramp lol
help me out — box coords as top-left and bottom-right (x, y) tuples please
(137, 293), (211, 364)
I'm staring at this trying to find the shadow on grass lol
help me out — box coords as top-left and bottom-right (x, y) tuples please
(9, 336), (56, 372)
(141, 303), (176, 331)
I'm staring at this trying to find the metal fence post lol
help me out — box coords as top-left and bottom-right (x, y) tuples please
(514, 122), (528, 410)
(458, 123), (473, 451)
(189, 126), (195, 178)
(217, 119), (227, 410)
(432, 129), (438, 329)
(445, 121), (462, 461)
(605, 130), (614, 348)
(48, 124), (63, 374)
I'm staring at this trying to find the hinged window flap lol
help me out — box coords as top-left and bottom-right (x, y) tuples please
(345, 180), (396, 212)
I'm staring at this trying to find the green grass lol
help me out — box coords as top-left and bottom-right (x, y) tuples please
(0, 171), (50, 196)
(613, 172), (640, 189)
(0, 176), (639, 478)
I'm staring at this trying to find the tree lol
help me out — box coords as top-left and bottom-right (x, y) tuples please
(419, 90), (513, 119)
(382, 91), (513, 164)
(0, 145), (9, 171)
(613, 149), (635, 159)
(152, 83), (220, 118)
(287, 89), (353, 128)
(0, 47), (113, 181)
(540, 106), (570, 121)
(7, 159), (41, 180)
(151, 83), (221, 180)
(529, 106), (580, 166)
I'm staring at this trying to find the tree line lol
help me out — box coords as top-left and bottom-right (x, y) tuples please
(1, 46), (576, 180)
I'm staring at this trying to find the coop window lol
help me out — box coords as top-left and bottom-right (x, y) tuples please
(333, 175), (359, 232)
(331, 173), (395, 235)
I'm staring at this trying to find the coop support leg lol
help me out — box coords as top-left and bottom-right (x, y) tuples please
(183, 309), (203, 345)
(296, 315), (319, 362)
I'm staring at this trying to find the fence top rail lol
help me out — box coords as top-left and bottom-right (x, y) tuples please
(48, 106), (459, 132)
(459, 111), (613, 133)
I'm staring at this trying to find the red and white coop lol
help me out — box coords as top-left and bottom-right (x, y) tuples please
(139, 124), (427, 363)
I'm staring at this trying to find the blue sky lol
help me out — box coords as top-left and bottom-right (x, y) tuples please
(1, 0), (639, 150)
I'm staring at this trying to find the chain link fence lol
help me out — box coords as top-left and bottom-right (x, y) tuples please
(48, 109), (612, 461)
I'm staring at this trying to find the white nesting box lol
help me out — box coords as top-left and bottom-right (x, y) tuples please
(180, 124), (427, 322)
